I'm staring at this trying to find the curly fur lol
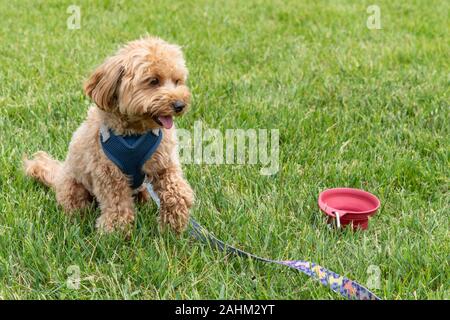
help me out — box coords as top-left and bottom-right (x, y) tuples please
(23, 37), (194, 234)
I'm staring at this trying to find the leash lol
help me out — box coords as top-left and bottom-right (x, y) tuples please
(146, 183), (381, 300)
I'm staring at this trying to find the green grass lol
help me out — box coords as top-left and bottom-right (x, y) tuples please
(0, 0), (448, 300)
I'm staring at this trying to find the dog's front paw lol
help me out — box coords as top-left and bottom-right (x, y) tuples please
(155, 173), (195, 233)
(96, 208), (135, 234)
(159, 184), (193, 233)
(159, 201), (190, 234)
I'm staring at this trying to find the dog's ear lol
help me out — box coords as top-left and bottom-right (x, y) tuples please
(84, 55), (124, 111)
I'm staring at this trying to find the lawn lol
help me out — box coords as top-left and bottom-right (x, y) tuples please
(0, 0), (448, 299)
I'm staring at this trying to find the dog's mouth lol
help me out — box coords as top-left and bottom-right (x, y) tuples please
(153, 115), (174, 129)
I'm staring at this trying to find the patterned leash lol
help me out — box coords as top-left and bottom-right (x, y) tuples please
(146, 184), (381, 300)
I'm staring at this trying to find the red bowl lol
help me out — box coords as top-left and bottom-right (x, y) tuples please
(318, 188), (380, 230)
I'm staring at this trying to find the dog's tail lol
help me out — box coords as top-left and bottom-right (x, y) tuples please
(23, 151), (62, 189)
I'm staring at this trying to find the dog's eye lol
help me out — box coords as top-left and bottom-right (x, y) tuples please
(149, 77), (159, 86)
(175, 79), (182, 86)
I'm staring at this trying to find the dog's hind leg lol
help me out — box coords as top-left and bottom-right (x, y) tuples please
(23, 151), (62, 188)
(55, 175), (93, 213)
(24, 151), (93, 213)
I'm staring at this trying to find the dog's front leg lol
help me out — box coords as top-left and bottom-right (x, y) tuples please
(147, 165), (194, 233)
(92, 165), (135, 234)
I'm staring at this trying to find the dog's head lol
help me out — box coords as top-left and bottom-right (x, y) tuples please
(84, 37), (190, 130)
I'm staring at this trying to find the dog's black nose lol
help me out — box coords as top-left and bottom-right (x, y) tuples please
(172, 100), (185, 113)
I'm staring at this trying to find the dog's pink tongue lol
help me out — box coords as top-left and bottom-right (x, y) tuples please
(158, 116), (173, 129)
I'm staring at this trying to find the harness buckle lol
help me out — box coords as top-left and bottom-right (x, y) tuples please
(100, 124), (111, 142)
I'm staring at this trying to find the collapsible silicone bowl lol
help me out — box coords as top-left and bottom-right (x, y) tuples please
(318, 188), (380, 230)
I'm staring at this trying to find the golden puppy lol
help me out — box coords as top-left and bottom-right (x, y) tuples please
(24, 37), (194, 233)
